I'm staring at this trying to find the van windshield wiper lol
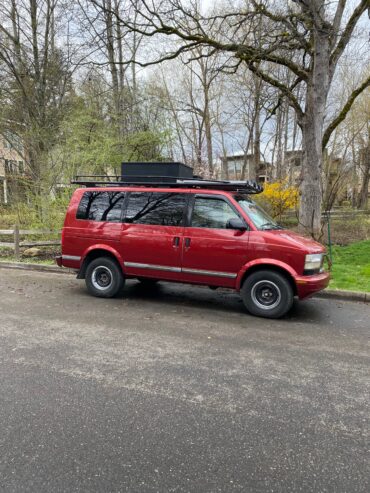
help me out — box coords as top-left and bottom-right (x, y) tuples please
(259, 222), (283, 230)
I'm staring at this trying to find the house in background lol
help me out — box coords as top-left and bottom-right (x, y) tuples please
(216, 152), (271, 182)
(0, 131), (27, 204)
(215, 150), (355, 206)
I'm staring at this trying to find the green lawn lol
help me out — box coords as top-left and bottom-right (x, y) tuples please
(329, 240), (370, 292)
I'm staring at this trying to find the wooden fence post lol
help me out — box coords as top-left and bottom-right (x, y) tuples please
(14, 224), (20, 260)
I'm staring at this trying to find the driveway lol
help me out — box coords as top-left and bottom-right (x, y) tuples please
(0, 268), (369, 492)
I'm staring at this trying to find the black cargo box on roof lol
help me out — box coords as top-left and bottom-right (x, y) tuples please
(121, 161), (193, 183)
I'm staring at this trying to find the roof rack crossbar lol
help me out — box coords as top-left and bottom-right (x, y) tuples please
(71, 175), (263, 194)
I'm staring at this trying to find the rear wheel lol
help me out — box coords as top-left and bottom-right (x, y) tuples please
(85, 257), (124, 298)
(241, 270), (294, 319)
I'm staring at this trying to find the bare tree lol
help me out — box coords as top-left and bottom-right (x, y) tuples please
(89, 0), (370, 237)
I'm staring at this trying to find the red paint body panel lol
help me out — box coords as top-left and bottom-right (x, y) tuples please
(295, 272), (330, 299)
(121, 223), (184, 281)
(59, 187), (329, 300)
(181, 228), (248, 287)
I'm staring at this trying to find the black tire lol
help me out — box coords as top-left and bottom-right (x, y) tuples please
(85, 257), (124, 298)
(241, 270), (294, 319)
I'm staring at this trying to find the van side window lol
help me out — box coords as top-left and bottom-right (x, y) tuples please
(192, 197), (239, 229)
(125, 192), (186, 226)
(76, 192), (125, 222)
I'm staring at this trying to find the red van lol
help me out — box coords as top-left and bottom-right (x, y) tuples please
(56, 175), (329, 318)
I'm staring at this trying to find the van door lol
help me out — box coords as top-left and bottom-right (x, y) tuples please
(181, 194), (249, 287)
(121, 191), (187, 280)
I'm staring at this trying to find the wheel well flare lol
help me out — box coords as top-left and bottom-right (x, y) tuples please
(240, 264), (297, 296)
(77, 249), (122, 279)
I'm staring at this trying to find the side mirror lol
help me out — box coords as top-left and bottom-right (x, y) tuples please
(227, 218), (248, 231)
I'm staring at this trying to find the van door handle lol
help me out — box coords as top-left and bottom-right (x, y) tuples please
(185, 238), (191, 248)
(173, 236), (180, 247)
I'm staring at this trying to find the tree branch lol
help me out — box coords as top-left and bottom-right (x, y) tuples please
(322, 73), (370, 149)
(0, 22), (18, 45)
(330, 0), (369, 69)
(247, 62), (304, 121)
(89, 0), (308, 80)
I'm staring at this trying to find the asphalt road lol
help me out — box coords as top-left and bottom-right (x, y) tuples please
(0, 268), (369, 493)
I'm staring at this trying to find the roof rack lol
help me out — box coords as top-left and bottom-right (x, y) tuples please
(71, 175), (263, 194)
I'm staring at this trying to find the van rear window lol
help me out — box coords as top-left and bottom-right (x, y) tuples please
(76, 191), (125, 222)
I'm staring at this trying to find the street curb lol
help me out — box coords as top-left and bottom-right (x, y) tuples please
(0, 261), (369, 303)
(314, 289), (370, 303)
(0, 261), (74, 275)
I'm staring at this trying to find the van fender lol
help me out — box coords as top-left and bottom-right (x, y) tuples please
(80, 244), (125, 273)
(236, 259), (298, 290)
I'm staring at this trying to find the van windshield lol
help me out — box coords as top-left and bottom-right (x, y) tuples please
(234, 194), (283, 230)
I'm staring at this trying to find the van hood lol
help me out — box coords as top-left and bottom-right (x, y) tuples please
(269, 229), (325, 253)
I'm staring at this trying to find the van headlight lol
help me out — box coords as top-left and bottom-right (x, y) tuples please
(304, 253), (324, 275)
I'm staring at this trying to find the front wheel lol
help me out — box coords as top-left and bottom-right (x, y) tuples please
(85, 257), (124, 298)
(241, 270), (294, 319)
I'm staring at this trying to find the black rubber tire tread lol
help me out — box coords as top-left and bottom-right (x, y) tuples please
(241, 269), (294, 319)
(85, 257), (124, 298)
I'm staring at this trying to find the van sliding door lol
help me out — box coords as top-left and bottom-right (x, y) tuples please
(121, 191), (186, 280)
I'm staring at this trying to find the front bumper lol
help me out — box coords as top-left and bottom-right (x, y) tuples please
(295, 271), (330, 299)
(55, 255), (62, 267)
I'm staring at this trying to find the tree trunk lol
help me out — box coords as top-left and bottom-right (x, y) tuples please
(274, 104), (283, 180)
(203, 92), (213, 176)
(252, 104), (260, 182)
(114, 0), (125, 135)
(299, 26), (330, 238)
(357, 145), (370, 209)
(299, 110), (324, 237)
(351, 141), (358, 208)
(105, 0), (120, 118)
(282, 99), (289, 180)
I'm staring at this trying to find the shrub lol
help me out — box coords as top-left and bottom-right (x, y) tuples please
(256, 180), (299, 220)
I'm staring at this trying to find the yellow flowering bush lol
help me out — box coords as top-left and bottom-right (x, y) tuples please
(256, 180), (299, 219)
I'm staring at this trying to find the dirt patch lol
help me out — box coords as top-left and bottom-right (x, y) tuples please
(0, 245), (60, 263)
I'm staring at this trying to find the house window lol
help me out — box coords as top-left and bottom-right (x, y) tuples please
(4, 160), (17, 174)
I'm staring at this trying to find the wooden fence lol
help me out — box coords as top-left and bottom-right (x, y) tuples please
(0, 225), (61, 260)
(283, 209), (370, 220)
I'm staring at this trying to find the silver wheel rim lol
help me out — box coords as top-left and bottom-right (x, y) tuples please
(251, 280), (282, 310)
(91, 266), (113, 291)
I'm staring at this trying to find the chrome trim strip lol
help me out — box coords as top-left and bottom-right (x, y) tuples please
(125, 262), (181, 273)
(125, 261), (236, 278)
(62, 258), (234, 278)
(182, 267), (237, 278)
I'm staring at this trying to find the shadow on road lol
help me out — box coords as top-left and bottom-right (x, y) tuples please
(72, 278), (326, 324)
